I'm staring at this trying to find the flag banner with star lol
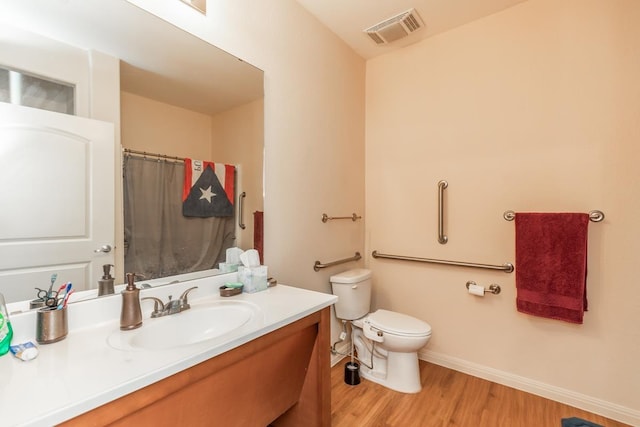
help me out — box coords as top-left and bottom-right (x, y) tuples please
(182, 158), (235, 217)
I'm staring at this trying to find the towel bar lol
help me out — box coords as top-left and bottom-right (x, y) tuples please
(314, 252), (361, 272)
(372, 250), (514, 273)
(503, 210), (605, 222)
(321, 213), (362, 223)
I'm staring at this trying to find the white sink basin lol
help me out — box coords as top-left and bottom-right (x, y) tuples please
(107, 300), (262, 351)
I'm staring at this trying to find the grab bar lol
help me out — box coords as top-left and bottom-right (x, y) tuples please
(438, 180), (448, 244)
(372, 250), (514, 273)
(322, 213), (362, 223)
(238, 192), (246, 229)
(503, 210), (605, 222)
(314, 252), (361, 272)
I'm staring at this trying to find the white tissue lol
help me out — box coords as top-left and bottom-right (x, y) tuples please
(239, 249), (261, 267)
(218, 262), (239, 273)
(226, 247), (244, 264)
(468, 284), (485, 297)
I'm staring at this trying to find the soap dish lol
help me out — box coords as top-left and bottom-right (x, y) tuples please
(219, 285), (243, 297)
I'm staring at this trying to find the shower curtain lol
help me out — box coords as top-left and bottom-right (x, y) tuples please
(123, 155), (235, 280)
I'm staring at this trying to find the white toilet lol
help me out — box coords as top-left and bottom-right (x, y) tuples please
(330, 268), (432, 393)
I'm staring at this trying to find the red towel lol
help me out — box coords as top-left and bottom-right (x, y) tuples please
(515, 213), (589, 324)
(253, 211), (264, 264)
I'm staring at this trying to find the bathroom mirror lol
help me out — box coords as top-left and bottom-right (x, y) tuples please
(0, 0), (264, 305)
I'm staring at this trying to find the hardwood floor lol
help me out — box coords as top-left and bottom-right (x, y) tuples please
(331, 360), (629, 427)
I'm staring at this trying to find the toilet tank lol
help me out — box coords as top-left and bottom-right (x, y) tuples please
(330, 269), (372, 320)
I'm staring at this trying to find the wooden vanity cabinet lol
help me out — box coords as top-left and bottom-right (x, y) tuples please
(61, 307), (331, 427)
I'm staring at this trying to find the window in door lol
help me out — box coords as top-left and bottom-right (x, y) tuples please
(0, 66), (75, 115)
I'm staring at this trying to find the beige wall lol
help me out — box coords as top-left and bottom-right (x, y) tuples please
(120, 91), (213, 159)
(366, 0), (639, 422)
(211, 99), (264, 250)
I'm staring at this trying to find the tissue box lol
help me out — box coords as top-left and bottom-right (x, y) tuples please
(238, 266), (268, 293)
(226, 247), (244, 264)
(218, 262), (239, 273)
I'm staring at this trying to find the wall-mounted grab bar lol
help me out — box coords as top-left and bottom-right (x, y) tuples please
(322, 213), (362, 223)
(238, 192), (246, 229)
(314, 252), (361, 272)
(438, 180), (448, 244)
(372, 250), (514, 273)
(503, 210), (605, 222)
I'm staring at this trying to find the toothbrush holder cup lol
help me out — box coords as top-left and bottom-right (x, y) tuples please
(36, 306), (68, 344)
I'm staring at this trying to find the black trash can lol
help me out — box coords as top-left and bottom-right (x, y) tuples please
(344, 361), (360, 386)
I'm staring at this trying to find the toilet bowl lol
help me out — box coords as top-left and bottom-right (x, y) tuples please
(354, 309), (431, 393)
(330, 269), (432, 393)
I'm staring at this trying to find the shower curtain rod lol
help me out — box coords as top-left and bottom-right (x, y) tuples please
(123, 149), (238, 170)
(123, 148), (185, 162)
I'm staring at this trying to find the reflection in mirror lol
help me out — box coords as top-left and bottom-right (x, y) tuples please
(0, 0), (264, 305)
(123, 154), (236, 280)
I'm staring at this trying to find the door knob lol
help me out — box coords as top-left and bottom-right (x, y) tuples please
(94, 244), (112, 253)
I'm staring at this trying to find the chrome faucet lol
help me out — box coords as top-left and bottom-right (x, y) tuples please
(141, 286), (198, 318)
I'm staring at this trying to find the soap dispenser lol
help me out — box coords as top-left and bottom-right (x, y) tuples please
(98, 264), (115, 296)
(120, 273), (142, 330)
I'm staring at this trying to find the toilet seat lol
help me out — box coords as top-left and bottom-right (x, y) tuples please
(367, 309), (431, 337)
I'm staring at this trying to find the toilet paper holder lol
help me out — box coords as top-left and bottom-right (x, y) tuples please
(466, 281), (501, 295)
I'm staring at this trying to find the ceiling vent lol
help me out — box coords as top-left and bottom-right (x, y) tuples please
(364, 8), (425, 45)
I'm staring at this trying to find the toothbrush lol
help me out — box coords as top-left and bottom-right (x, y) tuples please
(59, 290), (74, 309)
(57, 282), (72, 309)
(47, 273), (58, 298)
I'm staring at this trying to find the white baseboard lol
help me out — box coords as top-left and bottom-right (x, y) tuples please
(418, 349), (640, 427)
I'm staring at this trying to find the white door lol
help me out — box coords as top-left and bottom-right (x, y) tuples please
(0, 102), (115, 302)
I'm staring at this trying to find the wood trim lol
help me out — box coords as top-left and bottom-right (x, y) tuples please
(61, 308), (330, 427)
(274, 306), (331, 427)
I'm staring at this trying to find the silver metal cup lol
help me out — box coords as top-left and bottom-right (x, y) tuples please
(36, 306), (68, 344)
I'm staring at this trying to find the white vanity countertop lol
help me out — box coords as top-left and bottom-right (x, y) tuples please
(0, 274), (337, 427)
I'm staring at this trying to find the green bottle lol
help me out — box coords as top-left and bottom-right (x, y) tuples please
(0, 293), (13, 356)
